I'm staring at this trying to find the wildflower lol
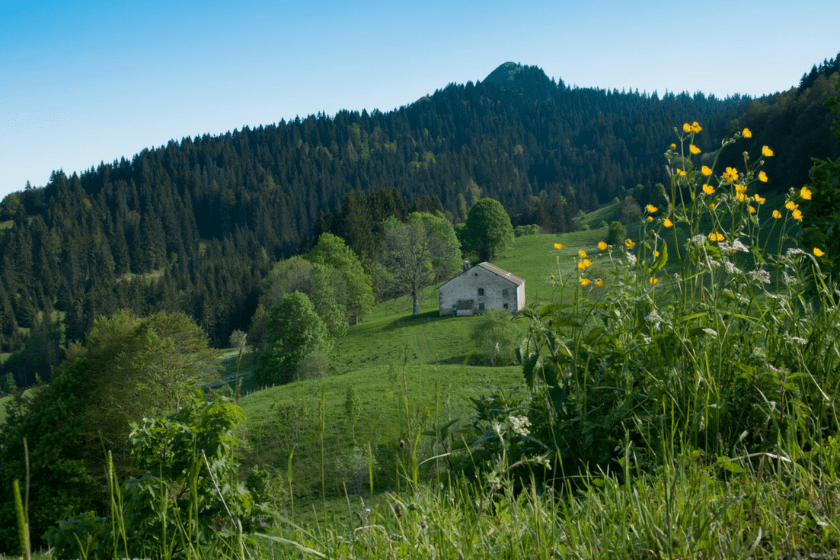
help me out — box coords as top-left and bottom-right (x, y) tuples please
(683, 123), (691, 132)
(649, 276), (659, 285)
(748, 269), (771, 284)
(785, 200), (798, 211)
(691, 234), (707, 245)
(703, 328), (719, 337)
(663, 218), (674, 228)
(792, 209), (803, 221)
(595, 279), (604, 287)
(676, 168), (687, 177)
(580, 277), (591, 286)
(625, 239), (636, 248)
(814, 247), (825, 257)
(508, 415), (531, 437)
(550, 274), (555, 279)
(579, 249), (587, 258)
(627, 253), (637, 266)
(701, 165), (713, 176)
(735, 184), (748, 194)
(709, 232), (724, 242)
(723, 167), (739, 183)
(647, 216), (654, 222)
(598, 241), (608, 251)
(702, 184), (715, 195)
(754, 194), (766, 204)
(748, 205), (756, 214)
(724, 261), (743, 275)
(554, 242), (563, 250)
(645, 310), (663, 330)
(772, 209), (782, 219)
(800, 186), (812, 200)
(653, 250), (660, 257)
(759, 171), (768, 182)
(578, 259), (593, 270)
(742, 128), (752, 138)
(762, 145), (774, 157)
(670, 143), (676, 150)
(691, 122), (702, 133)
(736, 193), (748, 202)
(786, 248), (806, 257)
(647, 204), (658, 213)
(689, 144), (701, 155)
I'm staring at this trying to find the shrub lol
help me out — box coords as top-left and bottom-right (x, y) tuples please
(469, 309), (520, 366)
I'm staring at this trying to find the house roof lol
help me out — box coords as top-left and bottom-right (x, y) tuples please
(438, 261), (525, 290)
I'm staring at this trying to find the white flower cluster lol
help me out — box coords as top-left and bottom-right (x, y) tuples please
(644, 309), (663, 331)
(507, 415), (532, 437)
(720, 240), (750, 253)
(748, 269), (771, 284)
(724, 261), (743, 275)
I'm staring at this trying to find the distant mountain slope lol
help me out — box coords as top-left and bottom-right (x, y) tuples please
(1, 59), (837, 387)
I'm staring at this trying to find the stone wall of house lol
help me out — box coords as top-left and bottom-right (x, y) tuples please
(439, 266), (523, 316)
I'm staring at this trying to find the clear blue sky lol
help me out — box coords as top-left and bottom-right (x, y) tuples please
(1, 0), (838, 199)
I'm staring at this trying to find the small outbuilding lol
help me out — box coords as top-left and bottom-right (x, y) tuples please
(438, 262), (525, 316)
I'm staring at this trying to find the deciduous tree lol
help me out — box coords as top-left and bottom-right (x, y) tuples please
(460, 198), (514, 262)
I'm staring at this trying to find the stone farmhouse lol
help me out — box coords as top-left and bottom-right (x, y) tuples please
(438, 262), (525, 316)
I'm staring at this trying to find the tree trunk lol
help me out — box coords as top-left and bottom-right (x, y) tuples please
(413, 292), (419, 316)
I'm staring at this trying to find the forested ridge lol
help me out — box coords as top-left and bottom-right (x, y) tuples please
(0, 59), (838, 388)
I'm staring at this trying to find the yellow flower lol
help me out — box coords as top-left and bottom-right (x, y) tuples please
(758, 171), (768, 182)
(554, 242), (563, 250)
(647, 204), (658, 213)
(647, 216), (653, 222)
(723, 167), (739, 183)
(649, 276), (659, 285)
(773, 209), (782, 219)
(709, 232), (724, 242)
(702, 184), (715, 195)
(598, 241), (608, 251)
(743, 128), (752, 138)
(689, 144), (701, 155)
(625, 239), (636, 248)
(653, 250), (660, 257)
(785, 200), (798, 211)
(683, 123), (691, 132)
(578, 249), (587, 258)
(801, 186), (812, 200)
(578, 259), (593, 270)
(663, 218), (674, 228)
(736, 193), (748, 202)
(735, 184), (747, 194)
(793, 209), (803, 221)
(814, 248), (825, 257)
(762, 145), (774, 157)
(595, 279), (604, 287)
(754, 194), (766, 204)
(670, 143), (676, 150)
(701, 165), (713, 176)
(748, 205), (756, 214)
(676, 168), (687, 177)
(580, 277), (591, 287)
(691, 122), (702, 133)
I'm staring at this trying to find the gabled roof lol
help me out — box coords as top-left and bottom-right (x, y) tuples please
(439, 261), (525, 290)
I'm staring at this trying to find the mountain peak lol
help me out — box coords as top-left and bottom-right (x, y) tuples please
(483, 62), (556, 101)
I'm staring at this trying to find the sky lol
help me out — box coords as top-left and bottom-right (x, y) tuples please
(1, 0), (838, 199)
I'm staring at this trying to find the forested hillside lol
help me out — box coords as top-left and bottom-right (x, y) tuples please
(0, 60), (837, 388)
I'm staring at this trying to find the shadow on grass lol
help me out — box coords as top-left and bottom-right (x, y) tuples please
(384, 310), (455, 330)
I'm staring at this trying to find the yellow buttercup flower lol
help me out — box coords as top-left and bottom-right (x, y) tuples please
(723, 167), (739, 183)
(578, 249), (587, 258)
(670, 143), (676, 150)
(580, 277), (591, 286)
(793, 209), (803, 221)
(689, 144), (701, 155)
(801, 186), (812, 200)
(701, 165), (713, 176)
(683, 123), (691, 132)
(709, 232), (724, 242)
(598, 241), (608, 251)
(653, 250), (660, 257)
(691, 122), (702, 133)
(595, 279), (604, 287)
(676, 168), (687, 177)
(578, 259), (593, 270)
(702, 184), (715, 195)
(743, 128), (752, 138)
(625, 239), (636, 248)
(772, 209), (782, 219)
(735, 184), (747, 194)
(647, 216), (654, 222)
(748, 205), (756, 214)
(649, 276), (659, 285)
(754, 194), (766, 204)
(785, 200), (798, 211)
(647, 204), (658, 213)
(814, 248), (825, 257)
(758, 171), (768, 182)
(762, 145), (774, 157)
(736, 193), (748, 202)
(663, 218), (674, 228)
(554, 242), (563, 250)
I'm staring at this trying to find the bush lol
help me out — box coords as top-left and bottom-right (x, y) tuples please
(604, 220), (627, 245)
(469, 309), (520, 366)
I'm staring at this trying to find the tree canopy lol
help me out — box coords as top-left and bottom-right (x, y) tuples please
(459, 198), (515, 262)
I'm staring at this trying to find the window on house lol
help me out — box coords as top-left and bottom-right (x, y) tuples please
(478, 288), (484, 296)
(479, 303), (485, 312)
(502, 289), (509, 297)
(503, 303), (509, 310)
